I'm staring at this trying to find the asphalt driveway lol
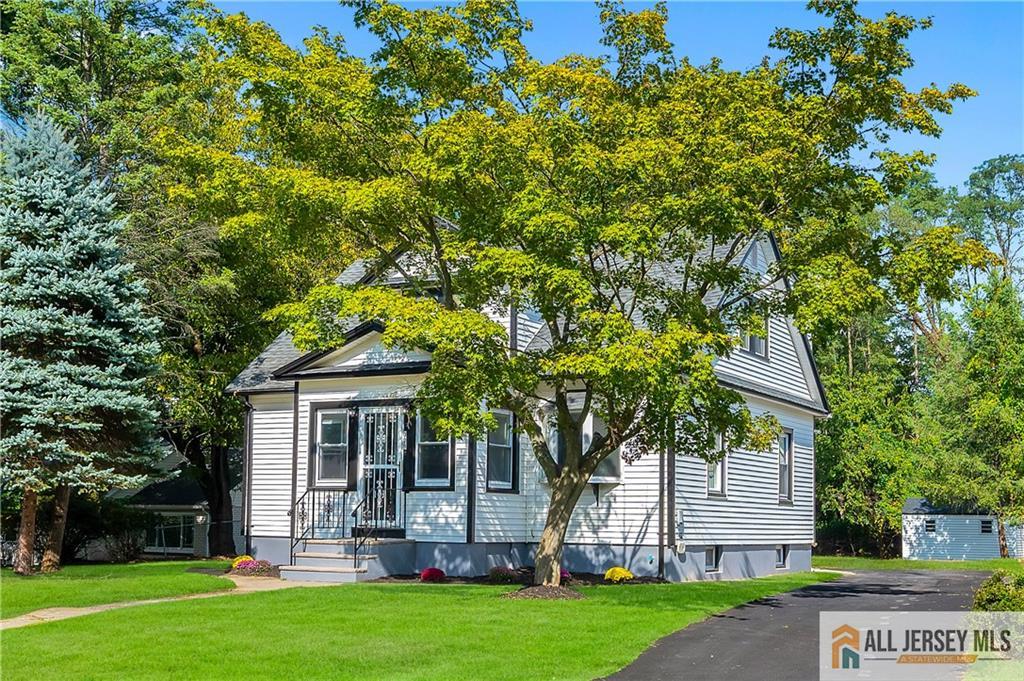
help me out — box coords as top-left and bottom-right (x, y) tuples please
(606, 570), (986, 681)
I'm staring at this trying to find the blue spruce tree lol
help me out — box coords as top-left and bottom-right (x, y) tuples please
(1, 116), (161, 574)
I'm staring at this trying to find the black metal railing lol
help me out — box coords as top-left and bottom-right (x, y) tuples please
(290, 488), (348, 563)
(350, 490), (407, 569)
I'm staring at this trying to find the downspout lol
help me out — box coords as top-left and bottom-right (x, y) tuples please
(466, 436), (476, 544)
(666, 438), (676, 578)
(289, 382), (300, 565)
(658, 444), (665, 580)
(242, 395), (254, 556)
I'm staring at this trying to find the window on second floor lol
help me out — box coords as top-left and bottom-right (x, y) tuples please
(740, 322), (769, 358)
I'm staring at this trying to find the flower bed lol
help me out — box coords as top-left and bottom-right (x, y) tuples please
(230, 559), (277, 577)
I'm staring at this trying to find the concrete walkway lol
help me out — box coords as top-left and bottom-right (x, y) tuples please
(606, 570), (986, 681)
(0, 574), (333, 631)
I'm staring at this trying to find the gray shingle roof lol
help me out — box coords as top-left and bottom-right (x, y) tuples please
(226, 331), (304, 394)
(902, 497), (986, 515)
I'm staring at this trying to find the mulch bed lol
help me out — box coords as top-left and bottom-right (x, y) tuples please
(503, 585), (585, 600)
(372, 567), (666, 589)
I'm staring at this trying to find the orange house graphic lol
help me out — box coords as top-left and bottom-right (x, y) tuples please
(832, 625), (860, 669)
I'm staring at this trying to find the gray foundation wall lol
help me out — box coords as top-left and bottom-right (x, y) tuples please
(252, 534), (811, 582)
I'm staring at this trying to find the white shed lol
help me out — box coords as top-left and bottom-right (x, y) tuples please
(902, 497), (1024, 560)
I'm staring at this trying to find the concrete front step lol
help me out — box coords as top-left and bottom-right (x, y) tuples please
(292, 552), (378, 569)
(279, 564), (369, 583)
(297, 538), (414, 557)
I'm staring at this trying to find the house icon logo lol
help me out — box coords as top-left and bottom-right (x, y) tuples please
(831, 624), (860, 669)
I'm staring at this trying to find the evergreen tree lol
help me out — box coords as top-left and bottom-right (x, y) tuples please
(0, 116), (161, 574)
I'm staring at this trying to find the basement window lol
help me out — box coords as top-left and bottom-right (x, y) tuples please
(705, 546), (722, 573)
(775, 545), (789, 568)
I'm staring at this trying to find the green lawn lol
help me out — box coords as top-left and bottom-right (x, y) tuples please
(0, 560), (233, 619)
(0, 571), (835, 680)
(812, 555), (1024, 575)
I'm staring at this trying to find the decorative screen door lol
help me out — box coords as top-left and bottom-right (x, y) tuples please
(357, 407), (405, 529)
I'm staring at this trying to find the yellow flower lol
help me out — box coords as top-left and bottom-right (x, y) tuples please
(231, 555), (254, 569)
(604, 566), (634, 583)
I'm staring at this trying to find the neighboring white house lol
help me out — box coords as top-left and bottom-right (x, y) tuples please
(228, 240), (829, 582)
(902, 497), (1024, 560)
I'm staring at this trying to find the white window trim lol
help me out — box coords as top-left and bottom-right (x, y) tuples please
(414, 411), (451, 487)
(315, 408), (350, 487)
(704, 545), (722, 573)
(707, 433), (726, 496)
(775, 544), (789, 569)
(778, 429), (794, 503)
(145, 513), (196, 553)
(486, 410), (515, 490)
(740, 319), (770, 359)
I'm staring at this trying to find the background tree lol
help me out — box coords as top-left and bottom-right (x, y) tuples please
(0, 116), (161, 573)
(0, 0), (350, 554)
(956, 155), (1024, 284)
(0, 0), (192, 175)
(810, 173), (987, 555)
(918, 277), (1024, 557)
(249, 0), (981, 584)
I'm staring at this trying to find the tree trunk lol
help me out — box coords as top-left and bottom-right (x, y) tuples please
(174, 432), (238, 557)
(534, 474), (588, 586)
(13, 488), (39, 576)
(997, 518), (1009, 559)
(41, 485), (72, 572)
(205, 444), (236, 556)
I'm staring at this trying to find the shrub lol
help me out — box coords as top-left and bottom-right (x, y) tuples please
(420, 567), (446, 582)
(604, 566), (634, 583)
(232, 555), (255, 569)
(973, 570), (1024, 611)
(488, 566), (518, 584)
(230, 559), (275, 577)
(560, 567), (573, 583)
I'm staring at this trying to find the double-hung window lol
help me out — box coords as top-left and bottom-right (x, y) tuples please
(778, 429), (794, 502)
(415, 412), (452, 487)
(740, 324), (768, 357)
(487, 411), (516, 491)
(315, 410), (349, 486)
(707, 434), (726, 495)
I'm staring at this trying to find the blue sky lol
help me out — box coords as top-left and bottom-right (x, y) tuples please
(214, 1), (1023, 190)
